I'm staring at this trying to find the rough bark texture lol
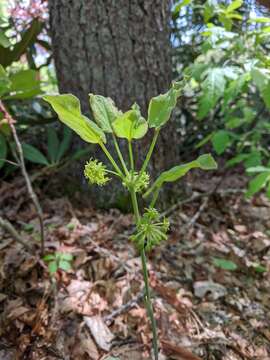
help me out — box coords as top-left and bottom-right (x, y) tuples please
(49, 0), (178, 208)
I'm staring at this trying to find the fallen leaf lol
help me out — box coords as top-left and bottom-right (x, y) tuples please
(84, 315), (114, 351)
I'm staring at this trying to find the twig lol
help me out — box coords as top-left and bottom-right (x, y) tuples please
(0, 215), (32, 251)
(162, 188), (244, 217)
(0, 101), (45, 255)
(183, 197), (209, 231)
(104, 290), (144, 324)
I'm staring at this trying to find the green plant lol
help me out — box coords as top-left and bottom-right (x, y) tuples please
(178, 0), (270, 199)
(43, 85), (217, 359)
(43, 252), (73, 274)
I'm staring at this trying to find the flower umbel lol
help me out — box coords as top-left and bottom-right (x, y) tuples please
(130, 207), (169, 252)
(122, 171), (150, 193)
(84, 159), (110, 186)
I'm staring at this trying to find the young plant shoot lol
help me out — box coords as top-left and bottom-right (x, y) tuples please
(43, 83), (217, 359)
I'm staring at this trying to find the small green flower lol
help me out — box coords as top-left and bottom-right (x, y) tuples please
(122, 171), (150, 193)
(130, 207), (170, 252)
(84, 159), (110, 186)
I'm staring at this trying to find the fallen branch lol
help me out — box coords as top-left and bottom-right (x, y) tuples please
(161, 339), (202, 360)
(0, 215), (32, 251)
(0, 101), (45, 255)
(104, 290), (144, 324)
(162, 188), (244, 217)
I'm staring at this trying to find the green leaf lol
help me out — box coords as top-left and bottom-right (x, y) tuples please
(113, 109), (148, 141)
(48, 261), (58, 274)
(43, 94), (106, 144)
(227, 0), (243, 13)
(0, 30), (11, 48)
(148, 83), (181, 128)
(173, 0), (192, 16)
(246, 172), (270, 198)
(0, 19), (42, 68)
(246, 166), (270, 173)
(7, 69), (41, 99)
(0, 64), (10, 96)
(0, 133), (7, 169)
(22, 143), (49, 165)
(212, 130), (231, 155)
(253, 264), (267, 273)
(89, 94), (120, 133)
(43, 254), (56, 262)
(251, 68), (270, 109)
(222, 74), (249, 111)
(56, 127), (72, 162)
(146, 154), (217, 195)
(248, 17), (270, 24)
(59, 253), (73, 261)
(198, 68), (226, 119)
(59, 260), (72, 271)
(213, 258), (238, 271)
(47, 127), (59, 163)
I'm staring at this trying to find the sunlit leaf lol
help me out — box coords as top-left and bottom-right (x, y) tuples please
(113, 109), (148, 141)
(43, 94), (106, 144)
(148, 83), (181, 128)
(89, 94), (121, 133)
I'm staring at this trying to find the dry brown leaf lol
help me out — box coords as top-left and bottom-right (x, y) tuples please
(84, 315), (114, 351)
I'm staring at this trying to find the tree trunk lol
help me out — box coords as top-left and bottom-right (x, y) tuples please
(49, 0), (179, 208)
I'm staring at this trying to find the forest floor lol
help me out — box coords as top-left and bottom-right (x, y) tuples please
(0, 171), (270, 360)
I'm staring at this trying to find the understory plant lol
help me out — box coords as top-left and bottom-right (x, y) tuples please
(43, 84), (217, 359)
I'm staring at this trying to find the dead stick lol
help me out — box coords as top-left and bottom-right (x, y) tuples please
(0, 215), (32, 251)
(104, 290), (144, 324)
(0, 101), (45, 255)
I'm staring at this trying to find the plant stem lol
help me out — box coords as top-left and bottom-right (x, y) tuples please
(0, 101), (45, 256)
(99, 142), (124, 178)
(141, 248), (159, 360)
(129, 187), (159, 360)
(128, 141), (134, 171)
(112, 134), (129, 175)
(138, 129), (160, 179)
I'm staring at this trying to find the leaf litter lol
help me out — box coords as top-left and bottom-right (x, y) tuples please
(0, 173), (269, 359)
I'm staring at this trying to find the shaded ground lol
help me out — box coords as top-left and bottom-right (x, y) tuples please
(0, 172), (270, 359)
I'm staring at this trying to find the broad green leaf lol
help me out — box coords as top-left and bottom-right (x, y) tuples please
(213, 258), (238, 270)
(43, 94), (106, 144)
(227, 0), (243, 13)
(0, 133), (7, 169)
(146, 154), (217, 195)
(48, 261), (58, 274)
(47, 127), (59, 163)
(212, 130), (231, 155)
(246, 172), (270, 197)
(56, 127), (72, 162)
(22, 143), (49, 165)
(4, 69), (41, 100)
(89, 94), (120, 133)
(198, 68), (226, 119)
(59, 260), (72, 271)
(113, 109), (148, 141)
(148, 83), (181, 128)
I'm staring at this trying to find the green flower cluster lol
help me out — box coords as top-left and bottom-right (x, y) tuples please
(84, 159), (110, 186)
(122, 171), (150, 193)
(130, 207), (169, 252)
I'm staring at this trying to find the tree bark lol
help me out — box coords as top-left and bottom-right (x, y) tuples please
(49, 0), (178, 208)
